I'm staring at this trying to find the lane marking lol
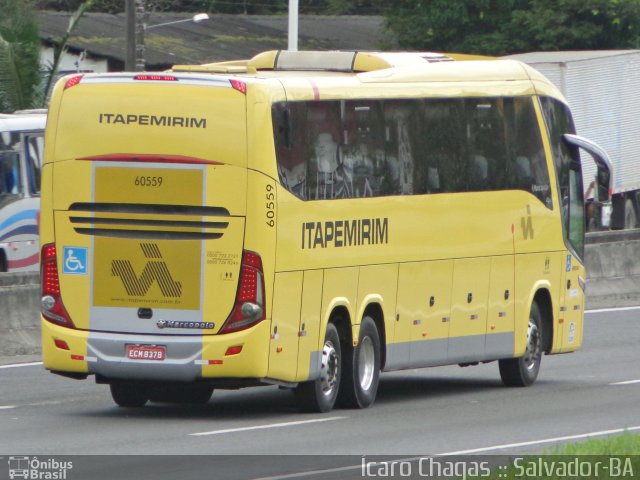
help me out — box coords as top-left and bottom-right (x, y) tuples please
(0, 406), (16, 410)
(248, 425), (640, 480)
(436, 425), (640, 455)
(586, 305), (640, 314)
(610, 379), (640, 386)
(0, 362), (42, 369)
(190, 416), (347, 437)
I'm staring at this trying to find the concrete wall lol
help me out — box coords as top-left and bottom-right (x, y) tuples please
(584, 229), (640, 309)
(0, 231), (638, 357)
(0, 272), (40, 356)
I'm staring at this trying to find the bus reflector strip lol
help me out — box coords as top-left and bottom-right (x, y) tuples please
(70, 355), (97, 362)
(195, 359), (223, 365)
(225, 345), (243, 356)
(54, 339), (70, 351)
(78, 154), (223, 165)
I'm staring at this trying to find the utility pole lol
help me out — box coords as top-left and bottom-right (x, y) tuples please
(125, 0), (135, 70)
(125, 0), (146, 71)
(134, 0), (146, 71)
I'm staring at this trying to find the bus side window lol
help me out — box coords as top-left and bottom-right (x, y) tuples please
(0, 151), (20, 195)
(25, 135), (44, 195)
(506, 98), (552, 208)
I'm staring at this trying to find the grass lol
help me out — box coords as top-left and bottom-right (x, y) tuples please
(547, 431), (640, 455)
(463, 432), (640, 479)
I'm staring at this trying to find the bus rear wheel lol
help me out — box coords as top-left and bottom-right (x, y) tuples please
(338, 316), (380, 409)
(499, 301), (543, 387)
(110, 380), (149, 408)
(295, 323), (341, 413)
(149, 383), (213, 405)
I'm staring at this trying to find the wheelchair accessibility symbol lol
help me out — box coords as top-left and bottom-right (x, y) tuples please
(63, 246), (88, 275)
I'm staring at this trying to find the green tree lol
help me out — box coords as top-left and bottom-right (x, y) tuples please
(0, 0), (43, 112)
(384, 0), (640, 55)
(309, 0), (384, 14)
(1, 0), (94, 113)
(383, 0), (523, 55)
(508, 0), (640, 52)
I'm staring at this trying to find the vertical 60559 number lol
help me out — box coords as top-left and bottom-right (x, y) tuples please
(266, 184), (275, 227)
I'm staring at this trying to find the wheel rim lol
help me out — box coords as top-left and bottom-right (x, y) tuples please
(523, 318), (541, 372)
(319, 340), (339, 397)
(358, 336), (375, 391)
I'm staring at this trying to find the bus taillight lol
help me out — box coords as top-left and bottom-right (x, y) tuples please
(230, 79), (247, 95)
(64, 75), (84, 89)
(220, 250), (265, 334)
(41, 244), (74, 328)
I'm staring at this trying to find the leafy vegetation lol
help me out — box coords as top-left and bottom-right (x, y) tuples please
(0, 0), (93, 112)
(384, 0), (640, 55)
(0, 0), (43, 112)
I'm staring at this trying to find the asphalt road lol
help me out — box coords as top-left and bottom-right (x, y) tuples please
(1, 306), (639, 479)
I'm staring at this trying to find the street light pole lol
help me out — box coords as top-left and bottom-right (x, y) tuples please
(125, 11), (209, 72)
(288, 0), (299, 51)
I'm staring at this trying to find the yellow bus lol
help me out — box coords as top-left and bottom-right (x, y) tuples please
(40, 50), (611, 411)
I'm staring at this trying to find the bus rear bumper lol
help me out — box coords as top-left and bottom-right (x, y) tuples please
(42, 319), (271, 382)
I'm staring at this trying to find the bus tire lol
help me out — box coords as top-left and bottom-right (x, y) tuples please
(294, 323), (341, 413)
(149, 383), (213, 405)
(338, 316), (380, 409)
(110, 381), (149, 408)
(499, 301), (543, 387)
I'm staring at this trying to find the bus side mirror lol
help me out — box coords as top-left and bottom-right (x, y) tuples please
(562, 134), (612, 202)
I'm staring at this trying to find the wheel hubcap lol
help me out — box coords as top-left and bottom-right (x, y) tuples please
(358, 336), (375, 391)
(523, 319), (541, 372)
(319, 341), (339, 396)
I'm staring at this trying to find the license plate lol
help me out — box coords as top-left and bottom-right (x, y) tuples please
(126, 344), (166, 361)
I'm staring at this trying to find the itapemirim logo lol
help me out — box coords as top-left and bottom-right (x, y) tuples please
(7, 456), (72, 480)
(111, 243), (182, 297)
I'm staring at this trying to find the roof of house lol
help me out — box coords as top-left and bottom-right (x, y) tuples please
(37, 11), (389, 70)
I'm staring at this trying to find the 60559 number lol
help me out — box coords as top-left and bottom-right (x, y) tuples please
(135, 176), (163, 187)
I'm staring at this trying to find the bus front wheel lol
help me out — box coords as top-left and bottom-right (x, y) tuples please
(499, 301), (543, 387)
(338, 316), (381, 409)
(295, 323), (341, 413)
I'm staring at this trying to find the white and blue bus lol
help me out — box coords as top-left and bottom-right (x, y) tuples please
(0, 110), (46, 272)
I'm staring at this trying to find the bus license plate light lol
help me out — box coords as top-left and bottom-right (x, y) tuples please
(126, 344), (166, 361)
